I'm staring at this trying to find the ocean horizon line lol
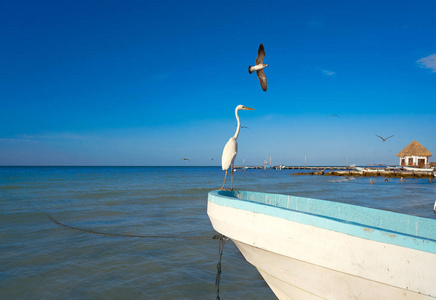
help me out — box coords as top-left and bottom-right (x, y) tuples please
(0, 164), (373, 168)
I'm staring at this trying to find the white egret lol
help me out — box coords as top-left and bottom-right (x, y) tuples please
(220, 105), (255, 190)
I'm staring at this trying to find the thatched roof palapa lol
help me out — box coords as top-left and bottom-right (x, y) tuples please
(396, 140), (432, 157)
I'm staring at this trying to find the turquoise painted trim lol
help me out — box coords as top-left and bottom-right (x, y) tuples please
(208, 190), (436, 254)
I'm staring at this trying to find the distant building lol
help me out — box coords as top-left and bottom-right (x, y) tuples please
(396, 140), (432, 167)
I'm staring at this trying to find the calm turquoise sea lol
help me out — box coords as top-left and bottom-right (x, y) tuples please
(1, 166), (435, 299)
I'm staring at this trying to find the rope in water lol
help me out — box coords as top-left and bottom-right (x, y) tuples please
(47, 214), (207, 239)
(214, 234), (229, 300)
(48, 214), (229, 298)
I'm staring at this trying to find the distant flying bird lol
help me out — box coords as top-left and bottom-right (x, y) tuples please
(221, 105), (255, 190)
(369, 178), (375, 184)
(248, 44), (268, 91)
(182, 158), (190, 161)
(331, 114), (339, 118)
(376, 135), (394, 142)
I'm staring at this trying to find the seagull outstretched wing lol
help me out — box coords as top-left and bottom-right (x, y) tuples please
(256, 44), (265, 65)
(257, 69), (267, 91)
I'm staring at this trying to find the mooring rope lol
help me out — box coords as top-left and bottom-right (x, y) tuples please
(47, 214), (207, 239)
(48, 214), (230, 298)
(213, 234), (229, 300)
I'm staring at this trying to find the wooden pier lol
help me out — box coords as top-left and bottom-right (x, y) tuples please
(233, 166), (350, 170)
(233, 165), (436, 178)
(293, 169), (436, 179)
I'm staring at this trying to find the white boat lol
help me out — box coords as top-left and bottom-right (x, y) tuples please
(355, 166), (386, 172)
(207, 190), (436, 299)
(386, 165), (404, 171)
(276, 164), (285, 170)
(403, 166), (434, 172)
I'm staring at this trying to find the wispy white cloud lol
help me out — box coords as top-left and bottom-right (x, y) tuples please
(155, 72), (171, 81)
(417, 53), (436, 72)
(307, 16), (324, 29)
(321, 69), (336, 76)
(9, 133), (92, 141)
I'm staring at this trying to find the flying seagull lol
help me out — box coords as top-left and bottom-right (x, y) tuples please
(249, 44), (268, 91)
(331, 114), (339, 118)
(376, 135), (394, 142)
(182, 158), (190, 161)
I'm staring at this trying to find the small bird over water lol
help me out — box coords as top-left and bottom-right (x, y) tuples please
(376, 135), (394, 142)
(249, 44), (268, 91)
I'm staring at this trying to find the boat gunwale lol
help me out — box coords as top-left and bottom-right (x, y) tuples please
(208, 190), (436, 254)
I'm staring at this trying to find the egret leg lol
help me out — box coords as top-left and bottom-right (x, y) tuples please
(220, 170), (228, 190)
(230, 165), (234, 191)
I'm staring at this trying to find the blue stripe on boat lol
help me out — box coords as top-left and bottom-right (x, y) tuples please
(208, 190), (436, 254)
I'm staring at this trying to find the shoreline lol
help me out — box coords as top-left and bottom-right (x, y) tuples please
(292, 169), (436, 178)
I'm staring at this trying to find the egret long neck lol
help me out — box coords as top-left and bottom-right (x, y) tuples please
(233, 109), (241, 139)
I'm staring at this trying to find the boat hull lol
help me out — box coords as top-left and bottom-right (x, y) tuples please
(403, 166), (434, 172)
(355, 166), (386, 172)
(207, 191), (436, 299)
(234, 238), (434, 300)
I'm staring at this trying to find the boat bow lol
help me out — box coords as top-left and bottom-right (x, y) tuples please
(207, 190), (436, 299)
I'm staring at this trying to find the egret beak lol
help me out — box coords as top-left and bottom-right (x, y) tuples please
(243, 107), (255, 110)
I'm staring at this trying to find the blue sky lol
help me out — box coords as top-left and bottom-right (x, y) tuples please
(1, 0), (435, 166)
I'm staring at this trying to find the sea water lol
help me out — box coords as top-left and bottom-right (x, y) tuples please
(1, 166), (435, 299)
